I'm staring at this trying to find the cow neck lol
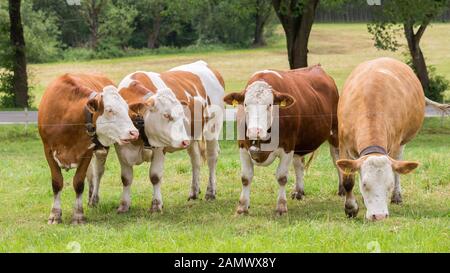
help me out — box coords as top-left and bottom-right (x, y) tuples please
(84, 91), (108, 151)
(359, 145), (387, 157)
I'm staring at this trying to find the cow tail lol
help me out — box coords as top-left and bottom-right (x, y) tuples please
(304, 151), (316, 172)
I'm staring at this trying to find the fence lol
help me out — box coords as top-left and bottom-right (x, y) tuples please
(315, 4), (450, 23)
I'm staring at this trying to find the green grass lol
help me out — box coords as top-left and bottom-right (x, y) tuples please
(0, 118), (449, 252)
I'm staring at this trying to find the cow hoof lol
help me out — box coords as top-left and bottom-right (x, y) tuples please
(291, 190), (305, 200)
(117, 203), (130, 214)
(345, 203), (359, 218)
(391, 193), (403, 204)
(276, 202), (288, 216)
(236, 206), (249, 215)
(205, 193), (216, 201)
(88, 195), (99, 207)
(276, 208), (288, 216)
(150, 200), (163, 213)
(187, 193), (199, 201)
(48, 208), (62, 225)
(71, 214), (86, 225)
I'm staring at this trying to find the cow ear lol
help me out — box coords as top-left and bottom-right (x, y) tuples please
(87, 96), (100, 113)
(129, 102), (146, 116)
(129, 98), (156, 115)
(224, 92), (245, 106)
(273, 92), (295, 108)
(391, 159), (419, 174)
(336, 158), (363, 174)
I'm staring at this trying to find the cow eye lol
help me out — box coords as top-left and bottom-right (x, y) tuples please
(163, 113), (173, 121)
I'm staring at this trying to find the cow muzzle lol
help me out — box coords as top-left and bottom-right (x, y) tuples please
(247, 127), (267, 140)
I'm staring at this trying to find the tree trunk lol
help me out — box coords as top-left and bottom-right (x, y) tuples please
(253, 14), (266, 46)
(404, 23), (430, 94)
(8, 0), (28, 107)
(273, 0), (319, 69)
(147, 14), (162, 49)
(253, 0), (269, 47)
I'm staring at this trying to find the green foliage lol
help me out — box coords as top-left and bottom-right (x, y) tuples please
(427, 67), (450, 102)
(22, 0), (277, 61)
(98, 1), (138, 49)
(0, 3), (15, 108)
(367, 23), (401, 52)
(195, 0), (255, 46)
(368, 0), (450, 52)
(21, 1), (61, 63)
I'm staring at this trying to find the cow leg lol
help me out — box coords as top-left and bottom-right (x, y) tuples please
(150, 148), (165, 213)
(391, 145), (404, 204)
(276, 151), (294, 215)
(87, 150), (108, 207)
(72, 157), (91, 224)
(343, 173), (359, 218)
(187, 141), (202, 201)
(205, 140), (219, 200)
(117, 163), (134, 213)
(44, 148), (63, 224)
(236, 149), (254, 214)
(329, 144), (345, 196)
(291, 155), (305, 200)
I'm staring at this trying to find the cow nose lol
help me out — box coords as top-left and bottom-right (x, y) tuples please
(370, 214), (388, 221)
(247, 128), (262, 139)
(181, 140), (190, 148)
(129, 130), (139, 140)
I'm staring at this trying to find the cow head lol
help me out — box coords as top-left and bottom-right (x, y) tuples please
(336, 155), (418, 221)
(129, 88), (190, 149)
(224, 81), (295, 140)
(87, 86), (139, 147)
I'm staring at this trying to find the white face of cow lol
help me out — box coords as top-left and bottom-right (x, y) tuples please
(223, 81), (295, 140)
(92, 86), (139, 146)
(143, 89), (190, 149)
(337, 155), (419, 221)
(359, 156), (395, 220)
(243, 82), (274, 140)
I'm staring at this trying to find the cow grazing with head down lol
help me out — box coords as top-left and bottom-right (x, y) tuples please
(38, 73), (139, 224)
(224, 65), (342, 215)
(87, 61), (224, 213)
(336, 57), (424, 221)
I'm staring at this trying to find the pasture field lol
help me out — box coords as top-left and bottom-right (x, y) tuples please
(0, 118), (448, 252)
(0, 24), (449, 252)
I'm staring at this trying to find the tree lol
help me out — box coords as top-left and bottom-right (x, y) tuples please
(252, 0), (274, 46)
(98, 2), (137, 49)
(272, 0), (319, 69)
(368, 0), (450, 98)
(81, 0), (108, 49)
(8, 0), (28, 107)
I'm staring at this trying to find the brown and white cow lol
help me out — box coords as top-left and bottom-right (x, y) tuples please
(87, 61), (224, 213)
(224, 66), (341, 215)
(38, 73), (139, 224)
(336, 57), (424, 221)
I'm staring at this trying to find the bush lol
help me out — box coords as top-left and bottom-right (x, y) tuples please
(405, 58), (449, 102)
(428, 66), (449, 102)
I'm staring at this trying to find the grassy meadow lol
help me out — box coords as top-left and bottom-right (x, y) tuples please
(0, 24), (449, 252)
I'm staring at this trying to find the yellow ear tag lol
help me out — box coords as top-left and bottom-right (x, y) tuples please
(232, 99), (239, 107)
(280, 100), (287, 108)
